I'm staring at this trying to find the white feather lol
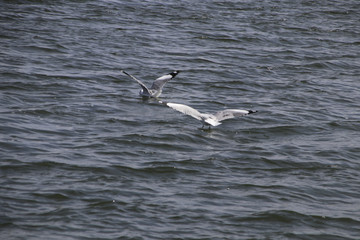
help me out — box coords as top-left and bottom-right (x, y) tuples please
(166, 102), (257, 127)
(166, 103), (202, 121)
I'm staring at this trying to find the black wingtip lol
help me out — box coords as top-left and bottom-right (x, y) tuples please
(158, 100), (168, 106)
(121, 70), (129, 75)
(248, 110), (257, 114)
(170, 70), (180, 78)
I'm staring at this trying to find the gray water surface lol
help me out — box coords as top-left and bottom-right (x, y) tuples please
(1, 1), (360, 239)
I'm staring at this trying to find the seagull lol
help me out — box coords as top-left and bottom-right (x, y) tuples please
(165, 102), (257, 129)
(121, 70), (179, 98)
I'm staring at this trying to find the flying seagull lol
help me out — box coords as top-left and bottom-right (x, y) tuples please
(165, 102), (257, 128)
(121, 70), (179, 98)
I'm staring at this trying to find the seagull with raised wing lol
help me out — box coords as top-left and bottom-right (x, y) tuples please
(121, 70), (179, 98)
(166, 102), (257, 128)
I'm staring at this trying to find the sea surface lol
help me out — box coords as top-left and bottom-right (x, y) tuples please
(1, 0), (360, 239)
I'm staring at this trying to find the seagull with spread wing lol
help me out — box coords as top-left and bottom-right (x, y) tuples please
(121, 70), (179, 98)
(165, 102), (257, 129)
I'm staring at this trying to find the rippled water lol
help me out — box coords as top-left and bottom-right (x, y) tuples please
(1, 0), (360, 239)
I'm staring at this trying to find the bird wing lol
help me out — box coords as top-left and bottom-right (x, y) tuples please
(166, 103), (202, 121)
(150, 71), (179, 91)
(121, 70), (150, 95)
(214, 109), (257, 122)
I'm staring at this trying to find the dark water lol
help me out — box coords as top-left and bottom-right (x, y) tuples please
(1, 0), (360, 239)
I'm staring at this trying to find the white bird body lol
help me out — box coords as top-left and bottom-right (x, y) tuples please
(121, 70), (179, 98)
(166, 102), (256, 128)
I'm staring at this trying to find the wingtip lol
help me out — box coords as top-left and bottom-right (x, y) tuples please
(158, 100), (168, 106)
(170, 70), (180, 78)
(248, 110), (258, 114)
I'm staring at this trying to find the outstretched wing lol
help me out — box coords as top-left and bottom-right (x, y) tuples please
(166, 102), (202, 121)
(150, 71), (179, 91)
(121, 70), (150, 95)
(215, 109), (257, 122)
